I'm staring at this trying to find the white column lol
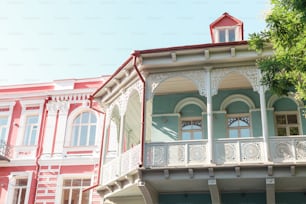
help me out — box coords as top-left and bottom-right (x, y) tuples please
(118, 114), (125, 155)
(259, 84), (270, 161)
(205, 66), (214, 163)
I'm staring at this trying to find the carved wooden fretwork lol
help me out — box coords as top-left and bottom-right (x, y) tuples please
(105, 81), (144, 126)
(146, 70), (207, 100)
(211, 67), (260, 95)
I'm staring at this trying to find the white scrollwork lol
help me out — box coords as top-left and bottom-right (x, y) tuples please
(211, 67), (260, 95)
(273, 142), (293, 160)
(168, 145), (185, 165)
(296, 141), (306, 159)
(47, 101), (69, 114)
(224, 143), (236, 162)
(189, 144), (206, 162)
(146, 70), (207, 100)
(242, 143), (261, 161)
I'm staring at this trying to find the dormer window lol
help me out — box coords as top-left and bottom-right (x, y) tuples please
(216, 27), (237, 43)
(210, 12), (243, 43)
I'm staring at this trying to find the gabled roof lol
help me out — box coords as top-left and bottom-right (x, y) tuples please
(209, 12), (244, 42)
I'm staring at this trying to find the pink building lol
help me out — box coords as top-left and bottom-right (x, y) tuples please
(0, 77), (107, 204)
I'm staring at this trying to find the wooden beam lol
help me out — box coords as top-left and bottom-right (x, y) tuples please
(266, 178), (275, 204)
(208, 179), (221, 204)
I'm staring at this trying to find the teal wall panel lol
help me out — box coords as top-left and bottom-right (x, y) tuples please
(213, 112), (226, 139)
(267, 110), (276, 136)
(152, 115), (179, 142)
(159, 193), (212, 204)
(251, 111), (262, 137)
(222, 192), (265, 204)
(276, 192), (306, 204)
(226, 101), (249, 114)
(300, 108), (306, 135)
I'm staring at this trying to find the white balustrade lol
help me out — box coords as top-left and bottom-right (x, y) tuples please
(215, 138), (264, 164)
(269, 136), (306, 162)
(145, 140), (208, 167)
(101, 144), (141, 185)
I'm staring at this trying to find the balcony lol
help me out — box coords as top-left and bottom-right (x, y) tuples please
(0, 141), (11, 161)
(144, 136), (306, 168)
(101, 144), (141, 185)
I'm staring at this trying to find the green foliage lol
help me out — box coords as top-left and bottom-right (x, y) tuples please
(249, 0), (306, 100)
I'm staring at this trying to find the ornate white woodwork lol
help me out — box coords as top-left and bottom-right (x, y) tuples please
(101, 144), (141, 185)
(211, 67), (260, 95)
(269, 136), (306, 162)
(215, 138), (264, 164)
(145, 140), (208, 167)
(146, 70), (207, 100)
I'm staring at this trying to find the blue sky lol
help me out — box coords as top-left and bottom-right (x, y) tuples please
(0, 0), (270, 86)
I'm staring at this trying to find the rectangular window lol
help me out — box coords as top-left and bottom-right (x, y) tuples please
(228, 29), (236, 41)
(61, 178), (91, 204)
(181, 119), (203, 140)
(227, 115), (251, 138)
(217, 27), (237, 43)
(23, 115), (39, 145)
(218, 30), (226, 42)
(0, 116), (8, 143)
(12, 178), (28, 204)
(275, 113), (300, 136)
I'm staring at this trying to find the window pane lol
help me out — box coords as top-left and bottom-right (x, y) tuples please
(12, 189), (20, 204)
(27, 116), (38, 124)
(89, 126), (96, 145)
(81, 112), (89, 123)
(219, 30), (225, 42)
(80, 126), (88, 145)
(290, 127), (299, 135)
(240, 129), (250, 137)
(30, 126), (37, 145)
(0, 128), (7, 142)
(81, 191), (90, 204)
(90, 113), (97, 123)
(276, 115), (286, 124)
(74, 115), (81, 124)
(62, 189), (70, 204)
(193, 131), (202, 140)
(82, 179), (91, 186)
(182, 132), (191, 140)
(287, 115), (297, 124)
(0, 117), (7, 125)
(228, 29), (235, 41)
(72, 126), (79, 146)
(72, 179), (82, 186)
(277, 128), (287, 136)
(229, 129), (238, 138)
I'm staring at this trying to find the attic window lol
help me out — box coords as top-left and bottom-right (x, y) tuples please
(216, 27), (237, 43)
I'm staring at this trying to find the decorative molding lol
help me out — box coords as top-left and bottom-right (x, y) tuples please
(211, 67), (260, 95)
(220, 94), (255, 111)
(174, 97), (207, 113)
(146, 70), (207, 100)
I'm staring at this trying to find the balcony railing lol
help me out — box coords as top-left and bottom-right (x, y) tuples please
(0, 141), (11, 161)
(145, 136), (306, 168)
(145, 140), (208, 167)
(101, 144), (141, 185)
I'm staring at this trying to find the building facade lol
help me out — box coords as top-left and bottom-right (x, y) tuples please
(0, 77), (107, 204)
(93, 13), (306, 204)
(1, 13), (306, 204)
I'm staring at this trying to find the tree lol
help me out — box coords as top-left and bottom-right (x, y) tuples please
(249, 0), (306, 100)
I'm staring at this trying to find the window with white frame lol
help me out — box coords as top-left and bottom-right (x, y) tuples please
(0, 116), (8, 143)
(71, 112), (97, 146)
(11, 178), (28, 204)
(7, 172), (31, 204)
(275, 112), (300, 136)
(181, 118), (203, 140)
(216, 27), (237, 42)
(227, 114), (251, 138)
(23, 115), (39, 146)
(61, 178), (91, 204)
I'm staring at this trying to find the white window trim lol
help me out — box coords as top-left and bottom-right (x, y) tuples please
(180, 116), (204, 140)
(17, 100), (44, 146)
(6, 171), (32, 204)
(65, 107), (101, 147)
(0, 102), (16, 144)
(214, 26), (238, 43)
(274, 111), (302, 136)
(226, 113), (252, 138)
(55, 174), (93, 204)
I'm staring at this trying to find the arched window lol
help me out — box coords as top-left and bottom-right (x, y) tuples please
(221, 94), (255, 138)
(71, 112), (97, 146)
(174, 97), (206, 140)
